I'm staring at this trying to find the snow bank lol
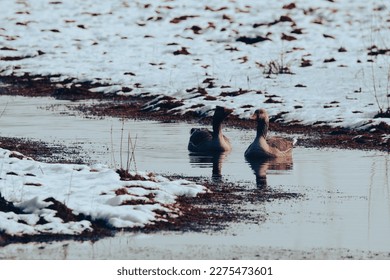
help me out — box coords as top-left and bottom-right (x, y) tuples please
(0, 148), (206, 236)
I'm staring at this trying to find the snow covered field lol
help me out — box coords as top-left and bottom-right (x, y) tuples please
(0, 0), (389, 130)
(0, 147), (206, 236)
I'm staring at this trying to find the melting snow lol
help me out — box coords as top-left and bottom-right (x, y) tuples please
(0, 148), (206, 236)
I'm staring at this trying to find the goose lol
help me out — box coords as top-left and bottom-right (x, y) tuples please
(188, 106), (233, 152)
(245, 108), (294, 159)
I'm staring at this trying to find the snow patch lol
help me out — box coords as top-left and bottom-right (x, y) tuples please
(0, 148), (207, 236)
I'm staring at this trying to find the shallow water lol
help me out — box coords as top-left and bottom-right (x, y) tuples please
(0, 96), (389, 258)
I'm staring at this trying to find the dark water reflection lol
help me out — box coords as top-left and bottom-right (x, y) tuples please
(188, 149), (293, 189)
(189, 151), (229, 182)
(245, 156), (293, 188)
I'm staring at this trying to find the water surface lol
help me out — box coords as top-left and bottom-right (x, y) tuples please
(0, 96), (389, 258)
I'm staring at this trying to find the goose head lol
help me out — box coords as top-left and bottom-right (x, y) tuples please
(250, 108), (269, 138)
(250, 108), (269, 121)
(212, 106), (233, 136)
(214, 106), (233, 120)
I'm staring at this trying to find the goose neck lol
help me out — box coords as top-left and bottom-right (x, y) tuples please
(256, 119), (268, 138)
(212, 119), (223, 136)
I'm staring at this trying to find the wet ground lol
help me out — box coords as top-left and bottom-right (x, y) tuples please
(0, 95), (389, 259)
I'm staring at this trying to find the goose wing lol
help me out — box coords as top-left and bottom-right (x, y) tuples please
(268, 137), (293, 153)
(189, 128), (212, 147)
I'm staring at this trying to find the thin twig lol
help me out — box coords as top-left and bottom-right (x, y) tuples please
(110, 125), (116, 168)
(371, 61), (383, 113)
(387, 67), (390, 111)
(120, 120), (124, 169)
(131, 135), (138, 173)
(126, 131), (132, 172)
(66, 169), (74, 206)
(0, 102), (8, 119)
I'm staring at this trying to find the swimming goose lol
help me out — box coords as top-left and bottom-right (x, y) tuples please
(245, 109), (294, 159)
(188, 106), (233, 152)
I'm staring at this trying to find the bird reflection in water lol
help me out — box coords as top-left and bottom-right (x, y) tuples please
(188, 151), (229, 182)
(245, 156), (293, 189)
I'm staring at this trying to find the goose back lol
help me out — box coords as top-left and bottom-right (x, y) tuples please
(188, 106), (232, 152)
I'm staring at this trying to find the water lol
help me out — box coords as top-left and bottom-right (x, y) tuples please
(0, 95), (389, 258)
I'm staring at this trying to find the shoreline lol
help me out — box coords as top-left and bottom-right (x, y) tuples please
(1, 74), (389, 153)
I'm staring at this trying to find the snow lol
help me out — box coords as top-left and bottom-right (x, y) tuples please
(0, 0), (389, 130)
(1, 0), (389, 247)
(0, 148), (206, 236)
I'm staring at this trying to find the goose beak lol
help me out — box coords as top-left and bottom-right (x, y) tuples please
(250, 113), (257, 120)
(225, 108), (233, 116)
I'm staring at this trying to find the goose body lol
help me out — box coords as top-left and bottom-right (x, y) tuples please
(188, 106), (232, 152)
(245, 109), (293, 159)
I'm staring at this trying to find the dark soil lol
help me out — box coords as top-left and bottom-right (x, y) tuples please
(144, 176), (303, 233)
(0, 136), (88, 164)
(0, 74), (113, 100)
(0, 194), (24, 214)
(0, 196), (113, 246)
